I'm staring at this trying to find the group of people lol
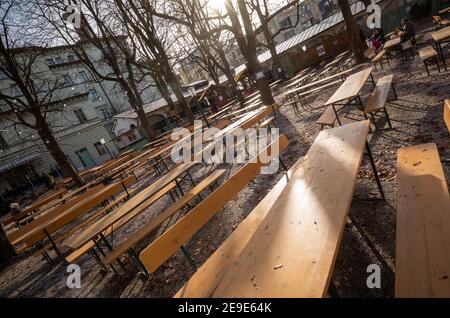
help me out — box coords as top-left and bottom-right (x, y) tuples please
(366, 18), (416, 53)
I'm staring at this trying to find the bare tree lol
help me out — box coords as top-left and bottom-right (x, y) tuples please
(37, 0), (162, 140)
(0, 2), (84, 186)
(114, 0), (195, 123)
(338, 0), (366, 64)
(225, 0), (275, 106)
(249, 0), (302, 79)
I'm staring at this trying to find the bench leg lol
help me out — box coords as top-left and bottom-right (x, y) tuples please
(369, 113), (378, 130)
(331, 105), (342, 126)
(128, 248), (150, 278)
(424, 61), (430, 76)
(180, 245), (197, 271)
(383, 107), (393, 129)
(391, 83), (397, 100)
(365, 142), (385, 200)
(91, 248), (109, 272)
(436, 57), (441, 73)
(44, 229), (68, 265)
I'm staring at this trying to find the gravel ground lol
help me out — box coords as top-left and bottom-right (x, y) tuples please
(0, 27), (449, 298)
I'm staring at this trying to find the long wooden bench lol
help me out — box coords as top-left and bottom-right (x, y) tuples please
(371, 50), (389, 70)
(65, 182), (178, 264)
(2, 188), (68, 227)
(138, 134), (290, 274)
(175, 158), (302, 297)
(396, 143), (450, 297)
(211, 121), (371, 297)
(445, 99), (450, 133)
(316, 106), (337, 129)
(6, 184), (104, 247)
(418, 46), (441, 76)
(363, 74), (396, 130)
(102, 169), (226, 270)
(10, 175), (136, 250)
(31, 187), (137, 260)
(433, 15), (450, 29)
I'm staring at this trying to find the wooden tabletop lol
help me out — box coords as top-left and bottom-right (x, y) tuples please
(439, 7), (450, 15)
(210, 109), (261, 141)
(384, 37), (401, 50)
(431, 26), (450, 42)
(12, 182), (114, 245)
(396, 143), (450, 297)
(285, 73), (310, 89)
(324, 67), (374, 106)
(212, 121), (370, 297)
(285, 67), (354, 96)
(66, 162), (195, 250)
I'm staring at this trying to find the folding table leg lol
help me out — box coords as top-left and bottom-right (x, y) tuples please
(43, 229), (67, 264)
(331, 104), (342, 126)
(364, 142), (385, 200)
(128, 248), (150, 278)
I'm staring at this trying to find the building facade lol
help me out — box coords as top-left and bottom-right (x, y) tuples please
(0, 41), (160, 194)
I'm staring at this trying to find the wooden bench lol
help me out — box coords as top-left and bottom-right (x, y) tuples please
(371, 50), (389, 70)
(396, 143), (450, 297)
(31, 187), (137, 261)
(211, 121), (372, 297)
(10, 175), (136, 252)
(2, 188), (68, 227)
(363, 74), (397, 130)
(175, 158), (303, 297)
(65, 182), (178, 265)
(444, 99), (450, 133)
(401, 40), (414, 61)
(64, 163), (196, 264)
(433, 15), (450, 29)
(316, 106), (337, 129)
(101, 169), (226, 272)
(138, 134), (290, 274)
(418, 46), (441, 76)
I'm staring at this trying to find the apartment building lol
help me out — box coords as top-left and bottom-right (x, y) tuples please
(0, 40), (160, 194)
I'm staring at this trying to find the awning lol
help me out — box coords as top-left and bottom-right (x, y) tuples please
(0, 153), (40, 173)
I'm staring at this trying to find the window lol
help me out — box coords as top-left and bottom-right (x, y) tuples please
(302, 20), (312, 29)
(45, 58), (54, 66)
(62, 74), (73, 86)
(279, 17), (292, 29)
(94, 141), (107, 156)
(283, 29), (296, 41)
(127, 133), (137, 142)
(0, 70), (8, 80)
(98, 107), (110, 120)
(78, 71), (89, 82)
(0, 133), (8, 150)
(68, 54), (75, 61)
(88, 88), (100, 101)
(74, 108), (87, 123)
(54, 57), (64, 64)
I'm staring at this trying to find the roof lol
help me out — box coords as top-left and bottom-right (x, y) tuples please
(254, 1), (370, 65)
(0, 152), (40, 173)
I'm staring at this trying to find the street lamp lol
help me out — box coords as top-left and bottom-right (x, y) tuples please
(189, 86), (211, 128)
(100, 138), (113, 159)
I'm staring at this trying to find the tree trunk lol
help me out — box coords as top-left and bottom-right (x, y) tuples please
(338, 0), (367, 64)
(262, 25), (285, 81)
(246, 54), (275, 106)
(163, 66), (195, 124)
(34, 111), (84, 187)
(0, 225), (14, 264)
